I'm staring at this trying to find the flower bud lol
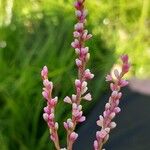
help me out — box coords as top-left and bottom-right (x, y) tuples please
(121, 55), (128, 63)
(84, 69), (94, 79)
(64, 96), (72, 104)
(74, 23), (84, 31)
(110, 122), (117, 129)
(75, 79), (81, 87)
(55, 122), (59, 130)
(78, 116), (86, 122)
(42, 91), (49, 100)
(81, 47), (89, 55)
(70, 132), (78, 142)
(94, 140), (98, 149)
(43, 113), (48, 121)
(75, 58), (82, 67)
(75, 10), (82, 17)
(83, 93), (92, 101)
(41, 66), (48, 79)
(114, 69), (120, 78)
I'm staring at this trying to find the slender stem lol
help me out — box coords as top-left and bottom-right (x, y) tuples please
(54, 131), (61, 150)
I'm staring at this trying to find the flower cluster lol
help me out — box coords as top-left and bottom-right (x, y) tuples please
(63, 0), (94, 149)
(41, 0), (130, 149)
(41, 66), (60, 150)
(94, 55), (130, 150)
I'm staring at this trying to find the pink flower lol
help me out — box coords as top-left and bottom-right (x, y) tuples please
(83, 93), (92, 101)
(41, 66), (48, 79)
(41, 66), (60, 149)
(75, 10), (82, 17)
(84, 69), (94, 80)
(121, 54), (128, 63)
(64, 96), (72, 104)
(74, 23), (84, 31)
(105, 74), (113, 81)
(80, 47), (89, 55)
(70, 132), (78, 142)
(75, 58), (82, 67)
(71, 39), (80, 48)
(94, 55), (130, 150)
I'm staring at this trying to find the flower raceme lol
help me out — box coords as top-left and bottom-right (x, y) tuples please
(41, 0), (130, 150)
(94, 55), (130, 150)
(64, 0), (94, 149)
(41, 66), (60, 150)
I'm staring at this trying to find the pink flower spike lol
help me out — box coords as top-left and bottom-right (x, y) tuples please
(94, 54), (130, 149)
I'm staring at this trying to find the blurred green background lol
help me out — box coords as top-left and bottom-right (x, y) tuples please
(0, 0), (149, 149)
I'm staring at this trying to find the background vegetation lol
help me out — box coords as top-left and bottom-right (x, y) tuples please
(0, 0), (149, 149)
